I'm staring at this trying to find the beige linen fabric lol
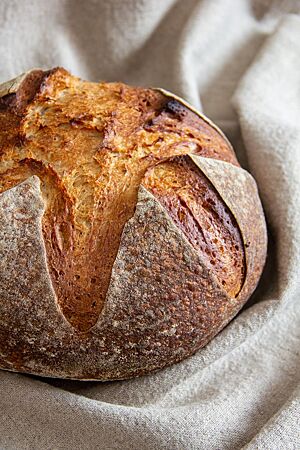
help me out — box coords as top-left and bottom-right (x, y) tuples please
(0, 1), (300, 449)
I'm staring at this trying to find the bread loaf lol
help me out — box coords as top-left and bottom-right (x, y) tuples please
(0, 68), (267, 380)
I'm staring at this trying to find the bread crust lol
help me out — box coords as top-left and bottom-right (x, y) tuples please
(0, 69), (267, 380)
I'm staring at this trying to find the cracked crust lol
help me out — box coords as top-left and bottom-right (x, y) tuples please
(189, 155), (267, 306)
(0, 69), (267, 380)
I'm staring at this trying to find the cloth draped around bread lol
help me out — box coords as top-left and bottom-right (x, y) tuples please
(0, 0), (299, 449)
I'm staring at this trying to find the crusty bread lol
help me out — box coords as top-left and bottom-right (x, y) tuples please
(0, 68), (267, 380)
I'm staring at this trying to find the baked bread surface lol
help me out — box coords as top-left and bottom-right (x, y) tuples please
(0, 68), (267, 380)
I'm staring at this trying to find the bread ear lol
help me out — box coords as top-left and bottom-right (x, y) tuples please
(0, 69), (41, 97)
(154, 87), (234, 153)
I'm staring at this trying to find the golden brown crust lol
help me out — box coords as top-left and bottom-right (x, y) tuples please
(0, 67), (240, 332)
(0, 68), (267, 380)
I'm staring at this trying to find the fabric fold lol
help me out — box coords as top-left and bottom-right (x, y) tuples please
(0, 1), (299, 449)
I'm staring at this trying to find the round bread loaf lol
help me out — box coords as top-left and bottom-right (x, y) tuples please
(0, 68), (267, 380)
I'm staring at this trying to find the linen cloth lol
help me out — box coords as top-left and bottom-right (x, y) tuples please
(0, 0), (300, 448)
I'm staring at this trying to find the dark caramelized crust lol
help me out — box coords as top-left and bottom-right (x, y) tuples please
(0, 68), (244, 332)
(0, 69), (47, 114)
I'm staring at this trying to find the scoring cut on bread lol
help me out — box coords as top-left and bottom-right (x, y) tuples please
(0, 68), (267, 380)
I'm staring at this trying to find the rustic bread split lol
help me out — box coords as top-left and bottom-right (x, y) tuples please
(0, 68), (267, 380)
